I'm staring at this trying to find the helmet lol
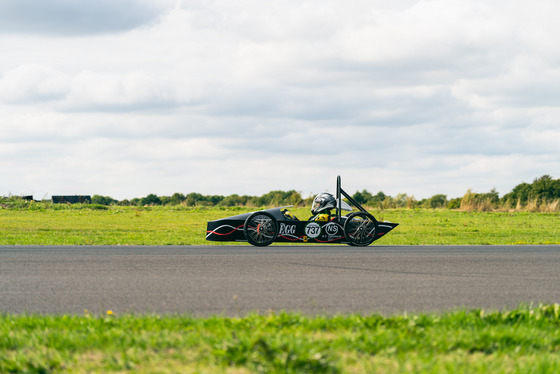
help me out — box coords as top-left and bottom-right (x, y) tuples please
(311, 193), (337, 215)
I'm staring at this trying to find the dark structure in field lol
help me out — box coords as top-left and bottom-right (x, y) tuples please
(51, 195), (92, 204)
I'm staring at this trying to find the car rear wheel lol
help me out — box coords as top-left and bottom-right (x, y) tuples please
(344, 212), (378, 246)
(243, 211), (279, 246)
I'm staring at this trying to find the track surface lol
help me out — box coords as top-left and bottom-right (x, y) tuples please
(1, 245), (559, 315)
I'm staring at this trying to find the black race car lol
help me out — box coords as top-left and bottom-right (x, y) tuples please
(206, 176), (398, 246)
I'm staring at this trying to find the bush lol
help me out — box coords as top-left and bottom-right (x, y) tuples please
(447, 197), (462, 209)
(460, 189), (499, 211)
(426, 194), (447, 209)
(139, 194), (161, 206)
(91, 195), (118, 205)
(502, 175), (560, 207)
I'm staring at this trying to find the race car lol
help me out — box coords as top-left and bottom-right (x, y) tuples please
(206, 176), (398, 246)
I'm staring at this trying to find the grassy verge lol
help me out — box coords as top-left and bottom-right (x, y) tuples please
(2, 305), (560, 373)
(0, 206), (559, 245)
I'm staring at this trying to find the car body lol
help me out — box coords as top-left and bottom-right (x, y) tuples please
(206, 176), (399, 246)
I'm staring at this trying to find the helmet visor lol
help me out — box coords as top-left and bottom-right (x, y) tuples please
(311, 197), (323, 214)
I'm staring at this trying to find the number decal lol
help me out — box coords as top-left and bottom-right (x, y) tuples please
(305, 222), (321, 238)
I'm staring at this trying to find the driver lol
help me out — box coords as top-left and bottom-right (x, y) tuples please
(310, 193), (337, 222)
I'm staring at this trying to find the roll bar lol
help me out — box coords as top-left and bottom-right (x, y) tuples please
(336, 175), (368, 222)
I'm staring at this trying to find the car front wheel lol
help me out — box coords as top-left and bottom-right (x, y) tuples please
(243, 211), (279, 246)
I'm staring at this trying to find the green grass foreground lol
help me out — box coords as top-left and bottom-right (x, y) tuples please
(0, 206), (559, 245)
(2, 305), (560, 373)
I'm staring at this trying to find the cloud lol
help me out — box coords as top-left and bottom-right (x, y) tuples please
(0, 65), (184, 112)
(0, 64), (70, 104)
(1, 0), (560, 200)
(452, 59), (560, 109)
(64, 70), (181, 112)
(0, 0), (172, 35)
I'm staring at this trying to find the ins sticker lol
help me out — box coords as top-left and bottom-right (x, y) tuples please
(323, 222), (339, 236)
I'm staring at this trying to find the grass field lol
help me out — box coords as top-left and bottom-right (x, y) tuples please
(2, 304), (560, 373)
(1, 205), (559, 245)
(2, 206), (559, 373)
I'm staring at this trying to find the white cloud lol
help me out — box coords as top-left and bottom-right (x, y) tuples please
(1, 0), (560, 200)
(452, 58), (560, 109)
(64, 70), (180, 111)
(0, 64), (70, 103)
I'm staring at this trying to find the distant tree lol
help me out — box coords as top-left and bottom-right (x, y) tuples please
(502, 182), (531, 206)
(91, 195), (118, 205)
(208, 195), (225, 206)
(393, 193), (408, 208)
(285, 190), (303, 206)
(502, 175), (560, 207)
(371, 191), (386, 206)
(460, 189), (500, 211)
(159, 196), (171, 205)
(352, 190), (374, 205)
(139, 194), (161, 206)
(531, 175), (560, 202)
(352, 190), (366, 205)
(256, 190), (284, 206)
(185, 193), (205, 206)
(219, 194), (249, 206)
(447, 197), (462, 209)
(169, 193), (185, 205)
(426, 194), (447, 208)
(486, 188), (500, 204)
(249, 190), (301, 207)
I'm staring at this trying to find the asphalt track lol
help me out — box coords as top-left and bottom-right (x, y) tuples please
(1, 245), (559, 316)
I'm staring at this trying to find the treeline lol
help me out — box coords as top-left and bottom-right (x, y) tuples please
(3, 175), (559, 212)
(350, 175), (560, 211)
(92, 190), (307, 208)
(87, 175), (560, 212)
(351, 175), (559, 211)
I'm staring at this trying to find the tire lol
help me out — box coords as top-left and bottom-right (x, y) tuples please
(343, 212), (378, 247)
(243, 211), (279, 246)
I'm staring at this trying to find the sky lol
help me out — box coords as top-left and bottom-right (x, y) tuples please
(1, 0), (559, 201)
